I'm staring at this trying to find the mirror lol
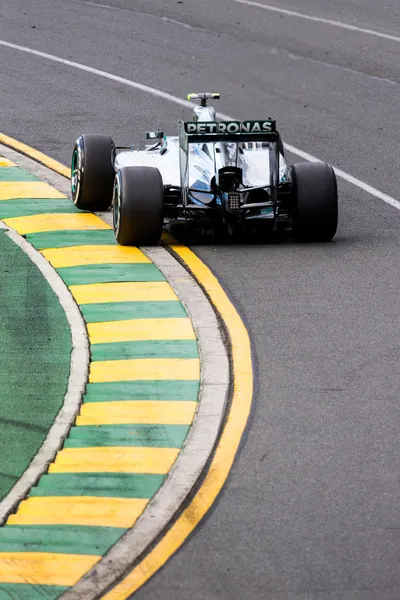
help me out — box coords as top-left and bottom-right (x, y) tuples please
(145, 131), (164, 140)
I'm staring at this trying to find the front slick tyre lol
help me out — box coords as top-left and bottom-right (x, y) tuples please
(290, 161), (338, 242)
(71, 134), (114, 211)
(113, 166), (164, 246)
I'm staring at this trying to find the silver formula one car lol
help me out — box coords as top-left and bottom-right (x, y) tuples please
(71, 92), (338, 244)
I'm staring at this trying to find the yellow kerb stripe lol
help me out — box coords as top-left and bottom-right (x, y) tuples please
(3, 213), (112, 235)
(0, 157), (16, 167)
(0, 552), (99, 586)
(102, 237), (253, 600)
(0, 181), (66, 200)
(88, 318), (195, 344)
(49, 446), (179, 474)
(42, 245), (151, 268)
(89, 358), (200, 383)
(70, 281), (178, 304)
(0, 132), (70, 177)
(77, 400), (197, 426)
(7, 496), (148, 528)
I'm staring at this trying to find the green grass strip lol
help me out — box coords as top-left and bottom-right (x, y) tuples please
(0, 584), (67, 599)
(90, 339), (199, 361)
(65, 424), (189, 448)
(31, 472), (165, 499)
(0, 167), (40, 181)
(26, 229), (117, 249)
(0, 231), (71, 502)
(57, 263), (165, 286)
(81, 300), (186, 323)
(0, 524), (124, 555)
(84, 380), (200, 402)
(0, 199), (80, 219)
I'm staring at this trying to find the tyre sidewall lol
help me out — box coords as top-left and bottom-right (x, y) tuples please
(71, 134), (115, 211)
(290, 162), (338, 242)
(114, 166), (164, 246)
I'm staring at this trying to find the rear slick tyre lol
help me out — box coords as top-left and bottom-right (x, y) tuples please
(290, 161), (338, 242)
(113, 166), (164, 246)
(71, 134), (115, 211)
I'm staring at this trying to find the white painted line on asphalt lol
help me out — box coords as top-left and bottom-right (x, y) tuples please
(161, 16), (196, 30)
(1, 39), (400, 212)
(278, 143), (400, 212)
(0, 145), (89, 524)
(84, 1), (113, 8)
(83, 1), (118, 10)
(233, 0), (400, 44)
(0, 41), (195, 110)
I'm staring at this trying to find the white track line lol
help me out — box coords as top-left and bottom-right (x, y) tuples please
(277, 143), (400, 212)
(1, 39), (400, 212)
(233, 0), (400, 44)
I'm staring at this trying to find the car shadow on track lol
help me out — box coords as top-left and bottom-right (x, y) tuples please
(167, 226), (343, 248)
(168, 224), (291, 246)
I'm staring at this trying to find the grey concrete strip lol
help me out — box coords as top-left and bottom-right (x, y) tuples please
(58, 217), (230, 600)
(0, 143), (89, 523)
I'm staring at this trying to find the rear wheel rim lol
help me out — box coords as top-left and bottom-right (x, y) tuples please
(113, 176), (121, 235)
(71, 148), (79, 195)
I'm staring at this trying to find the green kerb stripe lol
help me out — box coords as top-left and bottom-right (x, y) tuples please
(0, 199), (80, 219)
(84, 380), (200, 402)
(57, 263), (165, 286)
(0, 584), (68, 599)
(26, 229), (117, 249)
(90, 339), (198, 361)
(0, 167), (40, 181)
(65, 423), (190, 448)
(0, 524), (124, 555)
(31, 472), (165, 499)
(81, 301), (187, 323)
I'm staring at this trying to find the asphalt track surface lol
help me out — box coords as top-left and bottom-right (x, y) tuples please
(1, 1), (400, 598)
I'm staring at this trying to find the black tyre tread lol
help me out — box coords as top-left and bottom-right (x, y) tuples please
(114, 166), (164, 246)
(290, 161), (338, 242)
(72, 134), (115, 211)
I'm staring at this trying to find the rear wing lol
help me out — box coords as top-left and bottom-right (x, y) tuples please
(178, 119), (280, 208)
(179, 119), (277, 144)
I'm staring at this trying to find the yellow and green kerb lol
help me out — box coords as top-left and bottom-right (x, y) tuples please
(0, 154), (200, 599)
